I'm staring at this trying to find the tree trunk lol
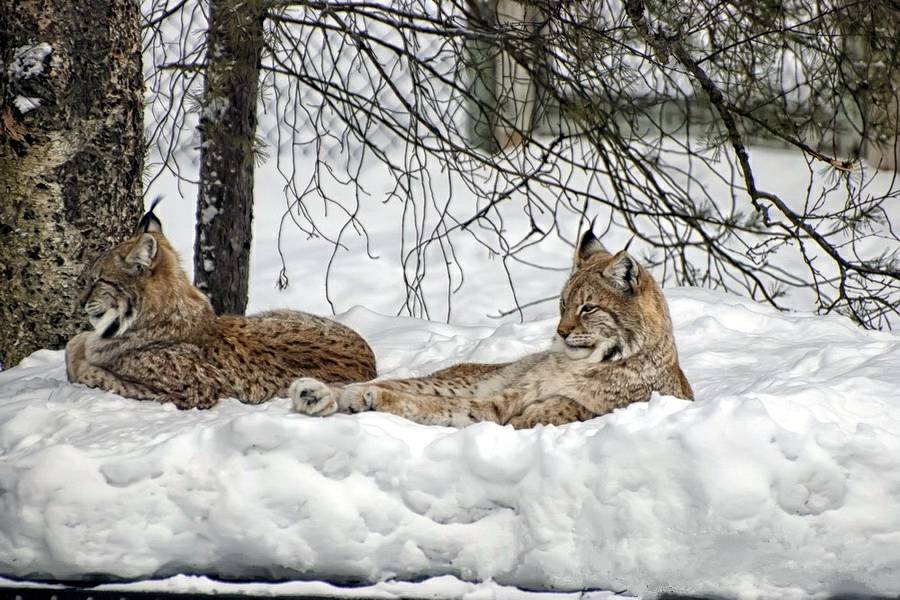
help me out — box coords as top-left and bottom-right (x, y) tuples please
(862, 10), (900, 172)
(493, 0), (540, 150)
(465, 0), (500, 154)
(0, 0), (143, 368)
(465, 0), (540, 152)
(194, 0), (265, 316)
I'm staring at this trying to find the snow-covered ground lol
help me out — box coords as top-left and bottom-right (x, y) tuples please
(0, 574), (624, 599)
(3, 276), (900, 598)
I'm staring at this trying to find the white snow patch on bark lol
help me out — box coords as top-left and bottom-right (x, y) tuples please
(200, 205), (219, 224)
(202, 97), (230, 122)
(8, 43), (52, 80)
(13, 96), (41, 114)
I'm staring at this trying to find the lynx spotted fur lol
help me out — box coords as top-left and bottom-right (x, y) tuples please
(65, 206), (376, 409)
(291, 228), (692, 428)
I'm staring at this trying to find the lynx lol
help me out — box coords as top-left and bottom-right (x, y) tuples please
(65, 203), (376, 409)
(291, 227), (692, 428)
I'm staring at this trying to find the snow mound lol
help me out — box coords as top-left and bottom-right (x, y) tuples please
(1, 288), (900, 599)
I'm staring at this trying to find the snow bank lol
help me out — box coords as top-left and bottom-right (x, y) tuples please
(1, 574), (622, 599)
(0, 575), (633, 600)
(1, 288), (899, 599)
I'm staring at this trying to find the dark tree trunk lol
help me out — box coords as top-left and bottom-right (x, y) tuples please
(0, 0), (143, 368)
(194, 0), (265, 316)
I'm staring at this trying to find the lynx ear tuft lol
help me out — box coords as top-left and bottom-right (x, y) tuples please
(576, 227), (610, 266)
(125, 234), (158, 271)
(135, 196), (164, 235)
(603, 251), (640, 293)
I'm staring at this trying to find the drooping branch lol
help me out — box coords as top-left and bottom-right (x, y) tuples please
(623, 0), (900, 327)
(142, 0), (900, 328)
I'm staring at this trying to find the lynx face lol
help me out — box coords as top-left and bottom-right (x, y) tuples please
(80, 234), (159, 339)
(553, 233), (659, 363)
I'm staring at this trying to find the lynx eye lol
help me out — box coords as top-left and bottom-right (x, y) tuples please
(580, 303), (599, 315)
(559, 297), (567, 311)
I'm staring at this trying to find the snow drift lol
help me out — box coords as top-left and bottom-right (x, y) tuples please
(1, 288), (899, 599)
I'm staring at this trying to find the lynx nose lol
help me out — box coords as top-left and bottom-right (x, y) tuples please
(557, 310), (581, 339)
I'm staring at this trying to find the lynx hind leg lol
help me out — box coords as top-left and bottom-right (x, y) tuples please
(506, 397), (595, 429)
(290, 377), (340, 416)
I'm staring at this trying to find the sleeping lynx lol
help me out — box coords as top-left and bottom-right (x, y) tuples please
(65, 202), (376, 409)
(291, 227), (692, 428)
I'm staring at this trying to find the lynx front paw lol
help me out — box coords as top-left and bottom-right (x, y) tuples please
(337, 384), (379, 413)
(290, 377), (338, 416)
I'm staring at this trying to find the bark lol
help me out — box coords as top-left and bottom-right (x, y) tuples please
(194, 0), (265, 315)
(465, 0), (500, 153)
(862, 12), (900, 172)
(465, 0), (541, 151)
(492, 0), (540, 150)
(0, 0), (143, 368)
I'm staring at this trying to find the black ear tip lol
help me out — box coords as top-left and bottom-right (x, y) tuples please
(579, 226), (599, 248)
(141, 214), (162, 233)
(135, 196), (164, 234)
(576, 217), (612, 263)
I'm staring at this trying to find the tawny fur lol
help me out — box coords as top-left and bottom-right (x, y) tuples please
(66, 229), (376, 409)
(290, 230), (692, 428)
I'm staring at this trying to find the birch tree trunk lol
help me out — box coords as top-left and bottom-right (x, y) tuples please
(466, 0), (500, 153)
(0, 0), (143, 368)
(465, 0), (540, 152)
(194, 0), (265, 315)
(492, 0), (540, 150)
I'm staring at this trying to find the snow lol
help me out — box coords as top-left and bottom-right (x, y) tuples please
(7, 44), (51, 115)
(7, 43), (52, 81)
(202, 96), (230, 122)
(200, 204), (219, 224)
(13, 96), (41, 114)
(2, 285), (900, 598)
(0, 574), (622, 599)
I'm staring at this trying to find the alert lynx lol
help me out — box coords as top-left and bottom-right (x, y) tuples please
(65, 202), (376, 409)
(291, 227), (692, 428)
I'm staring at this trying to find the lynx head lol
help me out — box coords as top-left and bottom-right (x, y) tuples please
(553, 227), (673, 363)
(79, 199), (209, 339)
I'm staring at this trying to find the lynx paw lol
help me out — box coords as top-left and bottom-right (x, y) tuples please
(338, 384), (379, 413)
(290, 378), (338, 416)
